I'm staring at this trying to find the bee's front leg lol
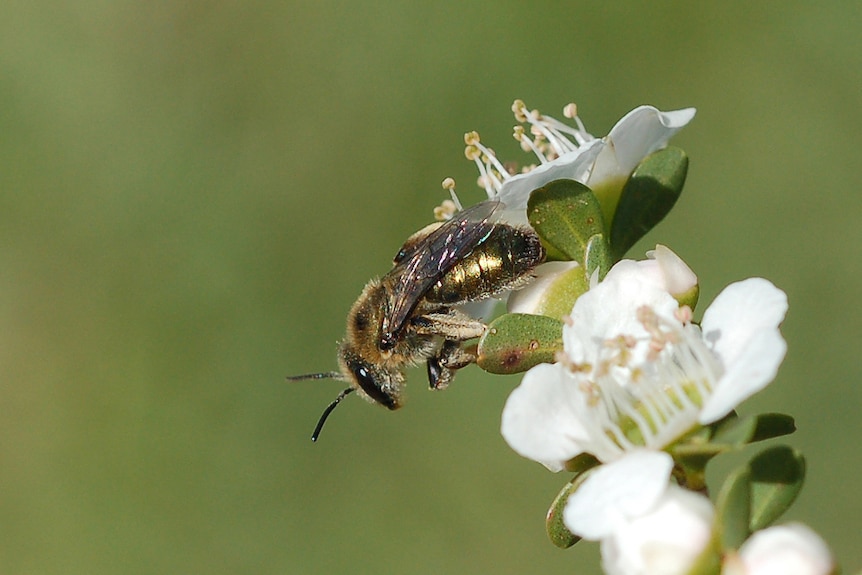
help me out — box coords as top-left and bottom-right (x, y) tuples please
(426, 340), (478, 390)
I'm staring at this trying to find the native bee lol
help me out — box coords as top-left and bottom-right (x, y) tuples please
(290, 199), (545, 440)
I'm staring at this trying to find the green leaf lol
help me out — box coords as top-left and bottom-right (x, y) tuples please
(476, 313), (563, 374)
(609, 147), (688, 260)
(713, 446), (806, 551)
(708, 413), (796, 448)
(714, 464), (753, 550)
(748, 445), (805, 531)
(546, 464), (599, 549)
(749, 413), (796, 443)
(528, 179), (606, 263)
(584, 233), (612, 280)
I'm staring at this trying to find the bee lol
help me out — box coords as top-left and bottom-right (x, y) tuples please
(289, 199), (545, 441)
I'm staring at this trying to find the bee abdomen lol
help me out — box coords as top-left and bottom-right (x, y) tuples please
(424, 225), (544, 305)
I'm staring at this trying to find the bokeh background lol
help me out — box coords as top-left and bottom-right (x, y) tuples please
(1, 2), (860, 573)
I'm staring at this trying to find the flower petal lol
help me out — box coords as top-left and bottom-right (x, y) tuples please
(699, 327), (788, 423)
(563, 450), (673, 540)
(500, 363), (592, 471)
(496, 139), (604, 216)
(698, 278), (788, 423)
(563, 269), (679, 365)
(592, 106), (697, 182)
(601, 485), (714, 575)
(603, 245), (697, 299)
(701, 278), (788, 365)
(737, 523), (834, 575)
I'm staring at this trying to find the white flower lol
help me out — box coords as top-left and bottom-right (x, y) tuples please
(455, 101), (695, 224)
(500, 260), (787, 471)
(564, 451), (715, 575)
(508, 245), (698, 318)
(724, 524), (835, 575)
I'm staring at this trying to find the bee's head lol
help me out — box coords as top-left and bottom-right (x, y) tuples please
(287, 344), (404, 442)
(337, 343), (403, 411)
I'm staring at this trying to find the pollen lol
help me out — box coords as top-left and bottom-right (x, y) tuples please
(511, 99), (528, 123)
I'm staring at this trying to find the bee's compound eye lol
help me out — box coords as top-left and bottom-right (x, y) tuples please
(350, 362), (398, 410)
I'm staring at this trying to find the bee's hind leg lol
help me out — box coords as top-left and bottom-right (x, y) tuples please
(426, 340), (477, 390)
(410, 310), (487, 341)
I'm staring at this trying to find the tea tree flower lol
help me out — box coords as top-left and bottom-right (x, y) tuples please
(563, 451), (715, 575)
(724, 524), (835, 575)
(453, 101), (695, 224)
(500, 260), (787, 471)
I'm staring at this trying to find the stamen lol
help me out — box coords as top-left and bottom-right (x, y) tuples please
(463, 98), (597, 196)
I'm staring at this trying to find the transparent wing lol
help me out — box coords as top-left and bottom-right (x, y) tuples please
(380, 200), (502, 348)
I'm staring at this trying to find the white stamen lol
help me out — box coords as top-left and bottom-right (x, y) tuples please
(461, 99), (597, 196)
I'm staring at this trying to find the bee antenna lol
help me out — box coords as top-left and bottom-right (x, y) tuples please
(311, 387), (355, 442)
(286, 371), (343, 382)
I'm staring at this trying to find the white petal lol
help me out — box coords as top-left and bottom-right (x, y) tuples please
(500, 364), (591, 471)
(563, 450), (673, 540)
(738, 523), (834, 575)
(698, 278), (788, 423)
(650, 244), (698, 296)
(601, 485), (714, 575)
(699, 327), (787, 423)
(496, 139), (604, 215)
(701, 278), (788, 366)
(589, 106), (697, 187)
(564, 270), (678, 364)
(602, 246), (697, 299)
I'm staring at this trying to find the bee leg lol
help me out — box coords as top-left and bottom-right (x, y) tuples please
(427, 340), (477, 390)
(410, 311), (486, 341)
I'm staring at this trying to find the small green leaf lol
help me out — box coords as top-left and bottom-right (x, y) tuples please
(584, 233), (612, 279)
(714, 445), (806, 552)
(748, 445), (805, 531)
(715, 465), (753, 550)
(749, 413), (796, 443)
(546, 466), (598, 549)
(476, 313), (563, 374)
(711, 415), (761, 447)
(711, 413), (796, 447)
(609, 147), (688, 260)
(528, 179), (606, 263)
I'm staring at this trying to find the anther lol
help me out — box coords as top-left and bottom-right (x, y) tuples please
(511, 99), (528, 122)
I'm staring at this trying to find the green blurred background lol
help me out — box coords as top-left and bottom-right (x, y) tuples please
(1, 2), (860, 573)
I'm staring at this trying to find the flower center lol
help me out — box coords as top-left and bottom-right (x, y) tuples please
(575, 304), (724, 455)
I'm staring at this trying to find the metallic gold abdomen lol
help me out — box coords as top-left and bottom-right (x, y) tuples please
(424, 225), (544, 305)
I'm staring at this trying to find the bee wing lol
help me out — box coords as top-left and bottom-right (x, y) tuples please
(381, 200), (503, 347)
